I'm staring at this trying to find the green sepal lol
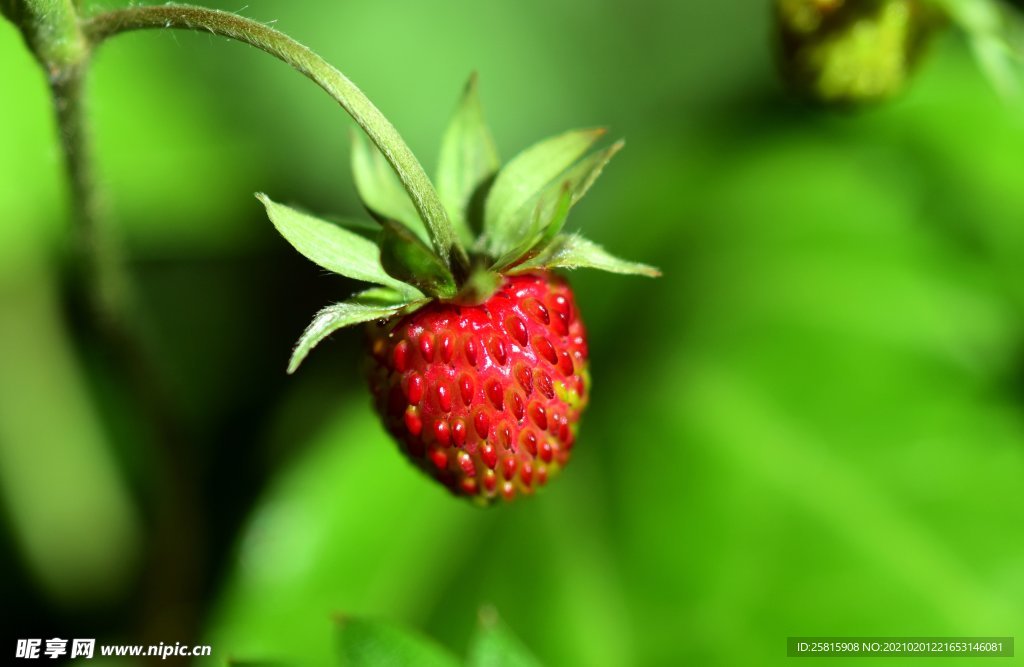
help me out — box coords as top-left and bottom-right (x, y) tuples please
(512, 234), (661, 277)
(353, 285), (417, 306)
(379, 218), (458, 299)
(350, 130), (431, 244)
(257, 194), (420, 297)
(467, 607), (542, 667)
(526, 182), (574, 262)
(540, 139), (623, 230)
(322, 214), (382, 239)
(288, 291), (426, 374)
(492, 139), (625, 271)
(436, 72), (500, 247)
(491, 183), (572, 271)
(335, 616), (459, 667)
(482, 128), (605, 259)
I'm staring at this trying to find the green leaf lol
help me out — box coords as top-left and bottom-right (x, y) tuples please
(287, 295), (422, 374)
(436, 73), (501, 247)
(513, 234), (661, 277)
(378, 218), (458, 299)
(257, 194), (416, 296)
(467, 608), (543, 667)
(483, 128), (605, 258)
(350, 131), (430, 243)
(336, 616), (459, 667)
(492, 140), (625, 271)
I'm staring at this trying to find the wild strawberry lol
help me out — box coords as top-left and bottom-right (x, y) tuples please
(774, 0), (940, 105)
(366, 272), (588, 502)
(259, 74), (658, 503)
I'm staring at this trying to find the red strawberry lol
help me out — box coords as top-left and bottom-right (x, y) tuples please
(367, 272), (588, 503)
(260, 74), (657, 503)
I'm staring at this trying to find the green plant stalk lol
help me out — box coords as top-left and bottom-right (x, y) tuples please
(5, 0), (87, 68)
(52, 66), (133, 326)
(83, 3), (470, 274)
(2, 0), (127, 321)
(3, 2), (200, 655)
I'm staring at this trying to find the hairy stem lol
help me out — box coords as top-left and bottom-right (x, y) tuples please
(84, 3), (469, 272)
(53, 66), (131, 325)
(58, 64), (199, 666)
(1, 0), (126, 329)
(5, 0), (88, 67)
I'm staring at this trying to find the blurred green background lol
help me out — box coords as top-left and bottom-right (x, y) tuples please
(2, 0), (1024, 665)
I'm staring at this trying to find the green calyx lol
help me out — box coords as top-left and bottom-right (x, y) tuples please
(259, 73), (659, 373)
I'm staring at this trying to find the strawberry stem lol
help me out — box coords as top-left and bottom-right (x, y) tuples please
(82, 3), (472, 274)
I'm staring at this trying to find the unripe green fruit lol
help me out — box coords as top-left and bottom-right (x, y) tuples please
(775, 0), (939, 105)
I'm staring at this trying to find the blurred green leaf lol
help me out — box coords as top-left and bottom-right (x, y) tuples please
(514, 235), (660, 277)
(436, 72), (500, 246)
(467, 608), (542, 667)
(483, 129), (604, 258)
(287, 296), (421, 374)
(336, 616), (459, 667)
(258, 194), (416, 296)
(933, 0), (1024, 97)
(582, 84), (1024, 662)
(379, 218), (457, 299)
(202, 402), (481, 666)
(0, 259), (141, 606)
(351, 130), (430, 244)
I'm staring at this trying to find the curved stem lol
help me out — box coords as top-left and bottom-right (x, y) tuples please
(83, 3), (469, 272)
